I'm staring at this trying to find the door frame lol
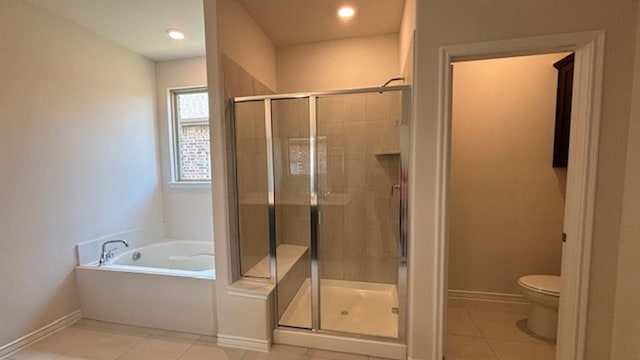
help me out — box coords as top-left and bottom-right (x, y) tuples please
(434, 31), (605, 359)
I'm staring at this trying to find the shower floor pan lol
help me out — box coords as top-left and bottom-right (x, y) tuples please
(279, 278), (398, 338)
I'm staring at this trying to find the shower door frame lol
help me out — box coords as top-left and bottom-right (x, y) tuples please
(232, 85), (411, 343)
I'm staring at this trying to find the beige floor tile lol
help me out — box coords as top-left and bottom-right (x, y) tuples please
(487, 339), (555, 360)
(447, 306), (483, 337)
(10, 326), (102, 360)
(447, 298), (467, 308)
(116, 335), (196, 360)
(150, 329), (201, 341)
(56, 328), (145, 360)
(306, 349), (368, 360)
(445, 335), (498, 360)
(467, 310), (545, 344)
(508, 303), (530, 317)
(271, 345), (308, 355)
(75, 319), (114, 330)
(76, 319), (155, 336)
(178, 341), (244, 360)
(242, 344), (308, 360)
(459, 299), (516, 313)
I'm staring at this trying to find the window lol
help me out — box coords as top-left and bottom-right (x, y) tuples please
(170, 88), (210, 182)
(287, 137), (328, 175)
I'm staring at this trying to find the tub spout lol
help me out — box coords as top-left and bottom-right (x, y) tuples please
(99, 239), (129, 266)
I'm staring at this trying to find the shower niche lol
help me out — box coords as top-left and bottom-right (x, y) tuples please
(231, 86), (409, 341)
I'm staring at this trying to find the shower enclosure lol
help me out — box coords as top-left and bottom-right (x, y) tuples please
(230, 85), (409, 341)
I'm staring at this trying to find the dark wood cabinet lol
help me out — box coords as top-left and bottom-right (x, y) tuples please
(552, 53), (574, 168)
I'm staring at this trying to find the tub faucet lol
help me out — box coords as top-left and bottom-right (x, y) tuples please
(99, 239), (129, 266)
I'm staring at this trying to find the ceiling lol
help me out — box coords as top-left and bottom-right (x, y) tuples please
(238, 0), (406, 46)
(28, 0), (205, 61)
(27, 0), (405, 61)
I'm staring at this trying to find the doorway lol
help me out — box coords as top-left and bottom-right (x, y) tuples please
(433, 32), (605, 360)
(446, 52), (570, 359)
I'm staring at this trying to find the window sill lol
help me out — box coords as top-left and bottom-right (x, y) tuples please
(167, 181), (211, 190)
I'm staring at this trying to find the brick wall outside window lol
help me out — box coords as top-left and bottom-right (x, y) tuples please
(174, 89), (210, 181)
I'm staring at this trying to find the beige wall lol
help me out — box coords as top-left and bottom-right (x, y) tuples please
(217, 0), (277, 91)
(276, 34), (400, 93)
(449, 54), (567, 295)
(399, 0), (416, 74)
(0, 0), (161, 347)
(610, 5), (640, 359)
(410, 0), (638, 359)
(155, 57), (213, 241)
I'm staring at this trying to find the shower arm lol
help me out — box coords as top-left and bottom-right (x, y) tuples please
(379, 77), (405, 92)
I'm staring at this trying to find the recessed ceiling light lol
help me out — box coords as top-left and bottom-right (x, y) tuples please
(337, 6), (356, 19)
(165, 27), (185, 40)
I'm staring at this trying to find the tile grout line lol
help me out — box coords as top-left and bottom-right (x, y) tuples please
(172, 335), (202, 360)
(461, 303), (501, 360)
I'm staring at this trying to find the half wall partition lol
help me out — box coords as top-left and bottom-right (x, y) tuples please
(231, 86), (410, 342)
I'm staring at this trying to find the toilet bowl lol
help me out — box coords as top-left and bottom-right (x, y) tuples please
(517, 275), (560, 340)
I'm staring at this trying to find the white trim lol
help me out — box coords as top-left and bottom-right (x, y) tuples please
(167, 181), (211, 189)
(216, 334), (271, 353)
(556, 31), (604, 360)
(448, 289), (528, 304)
(273, 328), (407, 360)
(0, 310), (81, 358)
(435, 31), (605, 360)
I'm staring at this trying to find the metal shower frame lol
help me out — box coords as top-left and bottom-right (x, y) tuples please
(230, 84), (411, 344)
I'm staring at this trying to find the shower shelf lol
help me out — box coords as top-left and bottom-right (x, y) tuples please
(374, 150), (400, 156)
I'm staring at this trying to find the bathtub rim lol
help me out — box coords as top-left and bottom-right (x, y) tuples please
(79, 239), (216, 280)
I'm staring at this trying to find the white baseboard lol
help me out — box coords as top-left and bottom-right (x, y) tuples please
(0, 310), (81, 358)
(448, 289), (528, 303)
(217, 334), (270, 353)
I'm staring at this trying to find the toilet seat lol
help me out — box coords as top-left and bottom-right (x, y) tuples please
(518, 275), (560, 297)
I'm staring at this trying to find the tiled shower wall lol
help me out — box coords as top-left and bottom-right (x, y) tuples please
(316, 92), (401, 284)
(269, 92), (402, 284)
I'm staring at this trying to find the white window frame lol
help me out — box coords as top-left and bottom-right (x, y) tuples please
(168, 86), (211, 187)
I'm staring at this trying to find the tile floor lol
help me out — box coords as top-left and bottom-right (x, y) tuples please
(446, 298), (556, 360)
(3, 319), (391, 360)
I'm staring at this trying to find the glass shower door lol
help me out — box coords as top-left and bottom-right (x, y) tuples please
(315, 91), (402, 338)
(271, 98), (313, 330)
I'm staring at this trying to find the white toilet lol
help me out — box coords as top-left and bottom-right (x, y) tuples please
(517, 275), (561, 340)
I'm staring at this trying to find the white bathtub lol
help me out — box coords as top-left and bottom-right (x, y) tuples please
(75, 240), (217, 335)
